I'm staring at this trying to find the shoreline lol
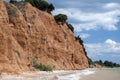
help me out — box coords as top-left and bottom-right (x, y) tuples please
(0, 68), (120, 80)
(0, 69), (95, 80)
(80, 68), (120, 80)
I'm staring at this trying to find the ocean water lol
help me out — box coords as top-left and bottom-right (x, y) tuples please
(108, 68), (120, 73)
(57, 69), (95, 80)
(57, 68), (120, 80)
(0, 69), (95, 80)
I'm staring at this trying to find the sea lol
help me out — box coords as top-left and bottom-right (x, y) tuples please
(108, 67), (120, 73)
(57, 69), (95, 80)
(0, 68), (120, 80)
(57, 68), (120, 80)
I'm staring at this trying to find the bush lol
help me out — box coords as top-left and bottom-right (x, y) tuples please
(38, 0), (49, 11)
(35, 63), (53, 71)
(54, 14), (68, 24)
(25, 0), (55, 13)
(47, 3), (55, 13)
(31, 59), (53, 71)
(67, 23), (74, 32)
(25, 0), (36, 6)
(75, 36), (83, 45)
(88, 57), (94, 65)
(10, 0), (17, 3)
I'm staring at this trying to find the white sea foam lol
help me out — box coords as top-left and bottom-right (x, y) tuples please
(0, 69), (95, 80)
(81, 70), (95, 75)
(57, 72), (81, 80)
(57, 69), (95, 80)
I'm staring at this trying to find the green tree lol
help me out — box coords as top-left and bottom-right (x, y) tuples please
(88, 57), (94, 65)
(38, 0), (49, 11)
(75, 36), (83, 45)
(25, 0), (35, 6)
(47, 4), (55, 13)
(33, 0), (41, 8)
(54, 14), (68, 24)
(25, 0), (55, 13)
(67, 23), (74, 33)
(99, 60), (103, 65)
(10, 0), (17, 3)
(75, 35), (90, 65)
(104, 61), (114, 67)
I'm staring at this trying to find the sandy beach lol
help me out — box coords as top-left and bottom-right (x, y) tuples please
(0, 70), (93, 80)
(80, 68), (120, 80)
(0, 68), (120, 80)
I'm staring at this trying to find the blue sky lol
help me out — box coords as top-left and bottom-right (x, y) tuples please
(46, 0), (120, 63)
(5, 0), (120, 63)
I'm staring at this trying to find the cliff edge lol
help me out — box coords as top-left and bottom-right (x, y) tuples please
(0, 0), (88, 73)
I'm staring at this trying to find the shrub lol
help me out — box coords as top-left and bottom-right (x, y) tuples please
(35, 63), (53, 71)
(38, 0), (49, 11)
(25, 0), (35, 6)
(31, 59), (53, 71)
(54, 14), (67, 25)
(67, 23), (74, 32)
(25, 0), (55, 13)
(47, 3), (55, 13)
(75, 36), (90, 64)
(10, 0), (17, 3)
(75, 36), (83, 45)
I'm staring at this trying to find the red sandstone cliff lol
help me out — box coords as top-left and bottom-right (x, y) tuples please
(0, 0), (88, 73)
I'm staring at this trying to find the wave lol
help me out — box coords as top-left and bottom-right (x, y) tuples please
(0, 69), (95, 80)
(57, 69), (95, 80)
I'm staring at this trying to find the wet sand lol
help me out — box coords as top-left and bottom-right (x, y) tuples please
(80, 68), (120, 80)
(0, 70), (77, 80)
(0, 68), (120, 80)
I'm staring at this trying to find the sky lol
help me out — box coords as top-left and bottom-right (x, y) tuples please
(5, 0), (120, 63)
(46, 0), (120, 63)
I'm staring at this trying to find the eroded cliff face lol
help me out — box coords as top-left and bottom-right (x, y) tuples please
(0, 0), (88, 73)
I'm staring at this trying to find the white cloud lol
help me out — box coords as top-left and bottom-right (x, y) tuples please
(48, 0), (120, 63)
(85, 39), (120, 57)
(80, 33), (90, 39)
(53, 8), (120, 32)
(105, 39), (116, 45)
(103, 3), (120, 9)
